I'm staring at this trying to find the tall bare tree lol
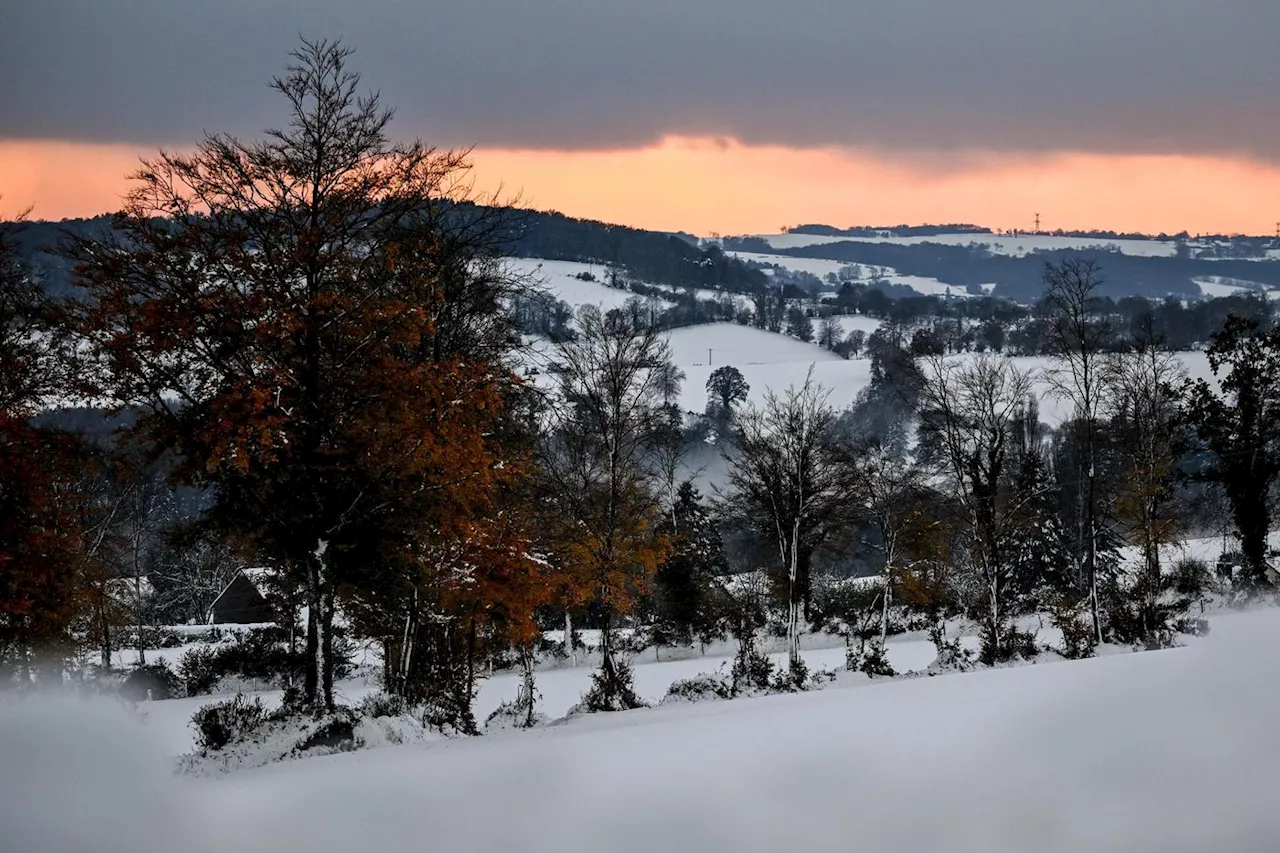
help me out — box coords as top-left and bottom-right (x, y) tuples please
(851, 441), (928, 650)
(723, 368), (853, 679)
(1105, 320), (1189, 641)
(1043, 258), (1111, 643)
(917, 354), (1034, 664)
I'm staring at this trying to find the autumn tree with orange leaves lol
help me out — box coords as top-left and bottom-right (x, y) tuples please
(0, 207), (87, 678)
(66, 39), (533, 711)
(537, 306), (673, 712)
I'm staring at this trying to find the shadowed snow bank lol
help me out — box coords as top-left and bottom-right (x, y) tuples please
(3, 610), (1280, 852)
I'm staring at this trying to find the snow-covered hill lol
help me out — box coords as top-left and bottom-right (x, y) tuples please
(660, 323), (1217, 422)
(755, 231), (1184, 258)
(505, 257), (674, 313)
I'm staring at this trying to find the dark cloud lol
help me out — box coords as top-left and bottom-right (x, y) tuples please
(3, 0), (1278, 160)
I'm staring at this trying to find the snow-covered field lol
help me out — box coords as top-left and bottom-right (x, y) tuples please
(665, 322), (844, 369)
(660, 323), (1218, 421)
(753, 231), (1184, 258)
(831, 314), (882, 336)
(1193, 276), (1280, 301)
(6, 608), (1280, 852)
(505, 257), (673, 313)
(727, 250), (851, 280)
(727, 250), (979, 299)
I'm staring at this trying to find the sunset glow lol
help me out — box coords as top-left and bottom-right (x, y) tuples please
(4, 136), (1278, 237)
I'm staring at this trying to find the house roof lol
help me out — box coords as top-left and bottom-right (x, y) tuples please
(207, 569), (273, 616)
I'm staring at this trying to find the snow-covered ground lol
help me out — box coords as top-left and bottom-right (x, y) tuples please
(830, 314), (882, 336)
(505, 257), (674, 313)
(660, 323), (1219, 421)
(6, 607), (1280, 852)
(727, 249), (979, 299)
(665, 322), (844, 369)
(727, 250), (851, 280)
(1193, 276), (1280, 301)
(753, 231), (1185, 258)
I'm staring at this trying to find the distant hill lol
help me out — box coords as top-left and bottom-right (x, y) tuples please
(787, 223), (992, 238)
(6, 206), (766, 298)
(768, 239), (1280, 302)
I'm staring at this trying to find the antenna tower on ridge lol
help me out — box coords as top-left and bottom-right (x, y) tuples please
(1034, 213), (1041, 233)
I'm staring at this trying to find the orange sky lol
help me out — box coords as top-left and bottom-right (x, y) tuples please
(3, 136), (1279, 237)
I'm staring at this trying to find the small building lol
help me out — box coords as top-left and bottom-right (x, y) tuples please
(207, 570), (276, 625)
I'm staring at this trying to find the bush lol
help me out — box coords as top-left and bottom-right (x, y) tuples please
(1174, 616), (1211, 638)
(854, 641), (896, 677)
(926, 627), (976, 674)
(192, 695), (266, 752)
(485, 700), (548, 730)
(578, 660), (646, 713)
(293, 710), (358, 754)
(1048, 597), (1098, 660)
(119, 626), (185, 650)
(771, 654), (809, 692)
(358, 691), (409, 719)
(120, 660), (180, 701)
(664, 673), (733, 703)
(178, 646), (222, 696)
(730, 642), (774, 693)
(1172, 558), (1212, 598)
(176, 627), (321, 696)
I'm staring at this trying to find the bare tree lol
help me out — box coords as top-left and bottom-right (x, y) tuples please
(1043, 259), (1111, 644)
(851, 442), (929, 651)
(722, 368), (854, 680)
(538, 306), (673, 710)
(1105, 322), (1188, 641)
(817, 314), (843, 351)
(917, 354), (1034, 663)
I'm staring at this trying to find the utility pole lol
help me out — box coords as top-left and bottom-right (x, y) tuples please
(708, 348), (712, 366)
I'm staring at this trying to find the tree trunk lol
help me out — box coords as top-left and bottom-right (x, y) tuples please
(304, 539), (335, 711)
(134, 574), (146, 667)
(519, 645), (537, 727)
(564, 611), (575, 667)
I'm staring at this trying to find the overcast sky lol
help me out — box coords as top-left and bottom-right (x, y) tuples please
(4, 0), (1279, 160)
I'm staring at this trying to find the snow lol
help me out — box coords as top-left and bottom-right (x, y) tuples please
(727, 250), (851, 280)
(1195, 277), (1252, 298)
(754, 231), (1184, 258)
(6, 608), (1280, 852)
(505, 257), (674, 313)
(1193, 276), (1280, 301)
(830, 314), (882, 336)
(664, 322), (843, 369)
(660, 329), (1219, 424)
(726, 250), (977, 299)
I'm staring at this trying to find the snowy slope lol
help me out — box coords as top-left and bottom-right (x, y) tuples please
(6, 609), (1280, 852)
(665, 322), (843, 369)
(505, 257), (674, 313)
(666, 329), (1217, 423)
(831, 314), (882, 336)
